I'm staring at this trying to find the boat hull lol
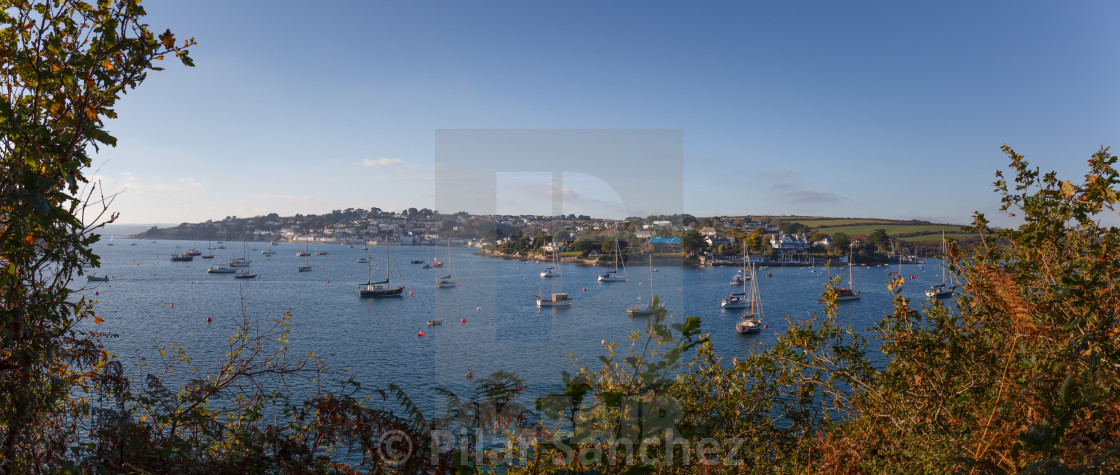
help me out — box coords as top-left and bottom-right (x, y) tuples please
(627, 306), (654, 316)
(360, 286), (405, 298)
(736, 316), (762, 334)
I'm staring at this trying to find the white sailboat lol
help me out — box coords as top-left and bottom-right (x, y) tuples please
(926, 232), (954, 299)
(627, 255), (656, 316)
(730, 250), (750, 285)
(597, 239), (628, 282)
(207, 264), (236, 273)
(721, 290), (748, 309)
(735, 262), (764, 334)
(541, 248), (560, 278)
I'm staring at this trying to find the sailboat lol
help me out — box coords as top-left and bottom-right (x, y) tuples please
(297, 243), (313, 272)
(107, 235), (114, 246)
(170, 246), (193, 262)
(234, 265), (259, 279)
(536, 249), (571, 307)
(540, 248), (560, 278)
(730, 250), (750, 285)
(722, 287), (749, 308)
(837, 246), (861, 301)
(735, 262), (764, 334)
(597, 239), (628, 282)
(360, 244), (404, 298)
(926, 232), (954, 299)
(201, 239), (215, 259)
(436, 241), (456, 288)
(627, 255), (656, 316)
(431, 244), (444, 267)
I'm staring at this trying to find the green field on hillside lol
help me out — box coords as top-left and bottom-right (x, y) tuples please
(784, 218), (901, 227)
(815, 224), (964, 236)
(898, 232), (977, 243)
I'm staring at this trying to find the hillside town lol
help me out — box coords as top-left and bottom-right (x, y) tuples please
(132, 208), (956, 264)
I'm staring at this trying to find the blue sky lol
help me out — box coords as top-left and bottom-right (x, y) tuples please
(97, 1), (1120, 226)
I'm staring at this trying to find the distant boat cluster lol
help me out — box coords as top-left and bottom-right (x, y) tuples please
(90, 236), (955, 338)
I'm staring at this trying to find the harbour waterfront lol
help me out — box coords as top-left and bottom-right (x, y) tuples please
(82, 238), (953, 410)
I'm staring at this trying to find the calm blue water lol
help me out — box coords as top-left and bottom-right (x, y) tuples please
(80, 239), (952, 411)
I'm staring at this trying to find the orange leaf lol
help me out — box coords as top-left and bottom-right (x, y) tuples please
(102, 60), (113, 71)
(24, 235), (33, 245)
(94, 316), (103, 325)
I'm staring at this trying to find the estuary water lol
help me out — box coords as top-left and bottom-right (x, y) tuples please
(80, 239), (953, 410)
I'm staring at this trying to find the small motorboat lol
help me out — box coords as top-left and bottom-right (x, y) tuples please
(536, 293), (572, 308)
(426, 319), (443, 326)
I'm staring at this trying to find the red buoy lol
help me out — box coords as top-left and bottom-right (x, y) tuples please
(764, 324), (768, 329)
(418, 331), (424, 337)
(94, 291), (98, 295)
(206, 317), (211, 323)
(461, 318), (466, 323)
(326, 280), (330, 283)
(409, 291), (414, 295)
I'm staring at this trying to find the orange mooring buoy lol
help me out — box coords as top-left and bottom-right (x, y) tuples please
(418, 331), (424, 337)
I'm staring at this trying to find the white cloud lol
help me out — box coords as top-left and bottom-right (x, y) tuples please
(361, 157), (434, 180)
(114, 172), (204, 193)
(362, 157), (405, 168)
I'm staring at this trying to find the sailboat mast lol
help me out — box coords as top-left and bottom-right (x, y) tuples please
(940, 230), (946, 284)
(848, 246), (854, 289)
